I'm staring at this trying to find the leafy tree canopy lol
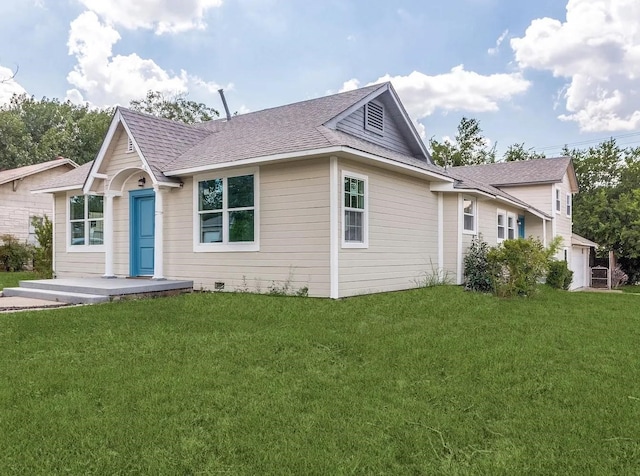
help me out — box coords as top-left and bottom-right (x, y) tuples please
(129, 90), (220, 124)
(503, 142), (546, 162)
(429, 117), (496, 167)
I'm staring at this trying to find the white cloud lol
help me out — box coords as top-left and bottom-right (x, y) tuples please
(65, 11), (227, 107)
(488, 29), (509, 55)
(77, 0), (223, 34)
(370, 66), (530, 119)
(0, 65), (27, 105)
(339, 78), (360, 93)
(511, 0), (640, 132)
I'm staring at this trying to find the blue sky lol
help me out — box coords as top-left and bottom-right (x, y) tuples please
(1, 0), (639, 158)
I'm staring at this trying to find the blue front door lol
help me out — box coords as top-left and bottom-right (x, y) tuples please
(130, 189), (155, 276)
(518, 215), (525, 238)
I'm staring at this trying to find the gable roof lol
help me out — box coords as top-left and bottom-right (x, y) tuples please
(33, 161), (94, 193)
(0, 157), (77, 186)
(163, 82), (434, 175)
(451, 157), (577, 191)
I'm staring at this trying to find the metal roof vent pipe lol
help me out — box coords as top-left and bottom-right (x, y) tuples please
(218, 89), (232, 121)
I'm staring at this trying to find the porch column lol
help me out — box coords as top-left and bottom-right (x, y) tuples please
(153, 185), (165, 280)
(103, 191), (116, 278)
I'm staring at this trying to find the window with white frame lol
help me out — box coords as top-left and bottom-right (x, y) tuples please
(69, 195), (104, 246)
(343, 173), (368, 247)
(463, 196), (476, 233)
(555, 188), (561, 213)
(196, 173), (256, 249)
(566, 193), (572, 216)
(497, 210), (506, 241)
(507, 213), (516, 239)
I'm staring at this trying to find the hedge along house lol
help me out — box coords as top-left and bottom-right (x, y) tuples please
(35, 83), (554, 297)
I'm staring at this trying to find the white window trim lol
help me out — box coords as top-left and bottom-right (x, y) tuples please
(193, 167), (260, 253)
(342, 170), (369, 249)
(462, 195), (477, 235)
(66, 191), (105, 253)
(507, 212), (517, 240)
(566, 193), (572, 217)
(555, 187), (561, 214)
(497, 209), (506, 242)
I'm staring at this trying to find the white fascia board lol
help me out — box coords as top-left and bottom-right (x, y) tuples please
(494, 195), (550, 220)
(83, 109), (123, 194)
(165, 146), (454, 183)
(32, 185), (83, 194)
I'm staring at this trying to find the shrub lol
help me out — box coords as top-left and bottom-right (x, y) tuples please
(612, 265), (629, 288)
(546, 260), (573, 290)
(0, 234), (33, 272)
(32, 215), (53, 278)
(488, 237), (558, 298)
(463, 236), (492, 292)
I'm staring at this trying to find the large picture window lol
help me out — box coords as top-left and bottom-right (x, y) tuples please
(69, 194), (104, 247)
(342, 172), (368, 248)
(195, 171), (258, 251)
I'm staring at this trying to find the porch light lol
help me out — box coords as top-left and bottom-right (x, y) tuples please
(138, 177), (146, 187)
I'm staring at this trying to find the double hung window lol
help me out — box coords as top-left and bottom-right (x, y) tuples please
(463, 196), (476, 234)
(69, 194), (104, 248)
(343, 173), (368, 248)
(195, 171), (258, 251)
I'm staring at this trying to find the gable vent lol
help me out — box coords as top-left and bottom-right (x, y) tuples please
(364, 102), (384, 135)
(126, 136), (134, 153)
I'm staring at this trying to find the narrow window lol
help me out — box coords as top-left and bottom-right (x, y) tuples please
(463, 196), (476, 233)
(69, 195), (104, 246)
(507, 214), (516, 239)
(497, 211), (506, 241)
(342, 174), (367, 248)
(566, 193), (572, 216)
(556, 188), (561, 213)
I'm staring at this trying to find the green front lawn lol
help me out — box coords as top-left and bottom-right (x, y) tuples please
(0, 271), (37, 290)
(1, 286), (639, 474)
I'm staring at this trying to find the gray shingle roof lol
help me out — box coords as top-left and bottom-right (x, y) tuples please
(162, 83), (394, 173)
(451, 157), (572, 186)
(118, 108), (211, 183)
(33, 160), (93, 191)
(0, 158), (76, 186)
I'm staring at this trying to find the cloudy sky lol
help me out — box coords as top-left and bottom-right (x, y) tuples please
(1, 0), (639, 158)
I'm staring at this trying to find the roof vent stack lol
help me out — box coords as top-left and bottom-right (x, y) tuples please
(218, 89), (232, 121)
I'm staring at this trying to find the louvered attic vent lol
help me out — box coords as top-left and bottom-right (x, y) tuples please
(126, 136), (134, 153)
(364, 102), (384, 135)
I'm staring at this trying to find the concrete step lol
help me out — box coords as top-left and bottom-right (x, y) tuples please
(18, 278), (193, 296)
(2, 287), (110, 304)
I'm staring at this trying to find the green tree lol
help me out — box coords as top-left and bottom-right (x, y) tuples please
(503, 143), (546, 162)
(129, 91), (219, 124)
(429, 117), (496, 167)
(0, 94), (111, 169)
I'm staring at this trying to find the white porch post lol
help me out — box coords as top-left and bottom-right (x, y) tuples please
(153, 185), (165, 280)
(103, 192), (116, 278)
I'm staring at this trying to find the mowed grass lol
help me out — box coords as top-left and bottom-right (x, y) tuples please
(0, 271), (37, 290)
(1, 286), (639, 475)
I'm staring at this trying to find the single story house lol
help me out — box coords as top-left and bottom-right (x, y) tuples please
(0, 158), (77, 243)
(34, 83), (593, 296)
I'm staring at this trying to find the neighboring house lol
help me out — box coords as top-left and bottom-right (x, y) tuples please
(450, 158), (595, 289)
(0, 158), (77, 243)
(33, 83), (592, 296)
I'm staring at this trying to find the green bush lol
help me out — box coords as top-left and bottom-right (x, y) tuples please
(0, 234), (33, 272)
(546, 260), (573, 290)
(488, 237), (559, 298)
(32, 215), (53, 278)
(463, 236), (492, 292)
